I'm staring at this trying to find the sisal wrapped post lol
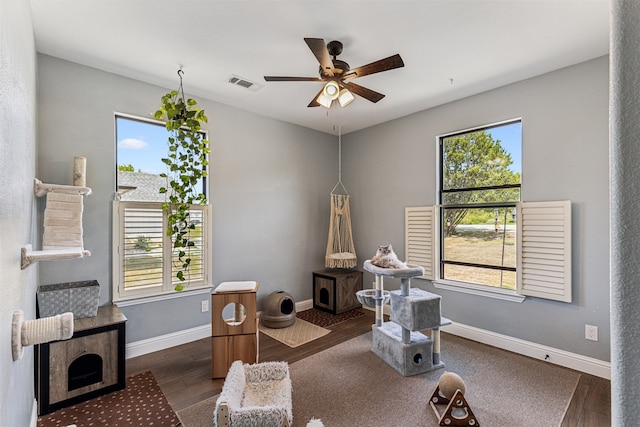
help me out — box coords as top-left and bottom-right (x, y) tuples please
(12, 310), (74, 361)
(21, 312), (74, 346)
(73, 156), (86, 187)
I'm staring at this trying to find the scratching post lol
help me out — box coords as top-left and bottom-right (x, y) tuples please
(375, 274), (384, 327)
(12, 310), (74, 361)
(73, 156), (87, 187)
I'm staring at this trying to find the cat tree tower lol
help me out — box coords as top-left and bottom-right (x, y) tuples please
(358, 260), (450, 376)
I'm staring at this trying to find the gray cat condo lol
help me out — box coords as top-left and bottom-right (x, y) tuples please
(357, 261), (451, 376)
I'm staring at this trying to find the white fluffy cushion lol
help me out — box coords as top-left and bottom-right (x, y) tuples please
(214, 361), (292, 427)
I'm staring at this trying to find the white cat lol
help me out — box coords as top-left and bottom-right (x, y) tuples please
(370, 244), (407, 269)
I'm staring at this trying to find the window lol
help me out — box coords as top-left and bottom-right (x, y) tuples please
(439, 120), (522, 290)
(405, 119), (572, 303)
(112, 114), (211, 301)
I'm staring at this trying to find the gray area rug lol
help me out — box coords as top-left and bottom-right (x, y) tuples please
(177, 332), (580, 427)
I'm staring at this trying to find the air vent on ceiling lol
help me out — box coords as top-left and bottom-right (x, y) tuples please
(228, 75), (262, 92)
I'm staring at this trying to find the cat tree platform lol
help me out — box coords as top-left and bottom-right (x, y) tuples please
(360, 260), (450, 376)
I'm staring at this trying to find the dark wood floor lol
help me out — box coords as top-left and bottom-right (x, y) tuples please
(126, 310), (611, 426)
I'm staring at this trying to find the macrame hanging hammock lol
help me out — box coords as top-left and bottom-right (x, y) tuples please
(325, 127), (357, 269)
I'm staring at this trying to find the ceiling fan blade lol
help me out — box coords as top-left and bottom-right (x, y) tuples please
(343, 54), (404, 79)
(304, 38), (335, 77)
(307, 87), (324, 107)
(342, 81), (385, 103)
(264, 76), (324, 82)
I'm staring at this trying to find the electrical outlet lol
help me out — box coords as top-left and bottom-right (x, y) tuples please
(585, 324), (598, 341)
(201, 300), (209, 313)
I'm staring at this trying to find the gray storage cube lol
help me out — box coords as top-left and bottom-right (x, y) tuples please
(37, 280), (99, 318)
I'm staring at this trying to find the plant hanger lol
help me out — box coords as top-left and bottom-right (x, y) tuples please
(330, 125), (349, 196)
(325, 125), (357, 268)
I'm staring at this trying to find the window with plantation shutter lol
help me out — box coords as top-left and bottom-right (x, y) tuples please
(113, 201), (211, 301)
(405, 206), (436, 280)
(405, 201), (572, 302)
(114, 113), (211, 301)
(517, 200), (572, 302)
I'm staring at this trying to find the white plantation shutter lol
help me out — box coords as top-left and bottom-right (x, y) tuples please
(170, 207), (207, 286)
(517, 200), (572, 302)
(404, 202), (572, 302)
(122, 203), (165, 290)
(405, 206), (436, 280)
(112, 201), (211, 301)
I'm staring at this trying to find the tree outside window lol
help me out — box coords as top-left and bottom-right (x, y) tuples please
(439, 120), (521, 289)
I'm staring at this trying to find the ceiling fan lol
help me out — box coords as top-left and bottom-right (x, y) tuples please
(264, 38), (405, 108)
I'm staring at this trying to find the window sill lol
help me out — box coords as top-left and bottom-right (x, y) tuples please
(433, 279), (526, 303)
(115, 286), (213, 307)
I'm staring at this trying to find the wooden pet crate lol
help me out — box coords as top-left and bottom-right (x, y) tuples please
(35, 305), (127, 415)
(313, 269), (363, 314)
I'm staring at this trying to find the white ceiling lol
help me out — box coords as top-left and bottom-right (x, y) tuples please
(29, 0), (610, 135)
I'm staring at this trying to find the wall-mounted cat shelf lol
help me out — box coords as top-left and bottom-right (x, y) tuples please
(33, 178), (91, 197)
(21, 176), (91, 269)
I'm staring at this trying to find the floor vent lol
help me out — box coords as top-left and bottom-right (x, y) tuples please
(228, 75), (262, 91)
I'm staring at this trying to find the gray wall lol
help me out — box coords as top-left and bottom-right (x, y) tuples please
(36, 55), (337, 342)
(35, 54), (611, 360)
(610, 0), (640, 424)
(344, 56), (610, 361)
(0, 0), (38, 424)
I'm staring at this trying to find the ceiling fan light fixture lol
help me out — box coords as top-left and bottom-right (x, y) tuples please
(338, 88), (355, 107)
(264, 38), (404, 108)
(317, 93), (333, 108)
(323, 81), (340, 100)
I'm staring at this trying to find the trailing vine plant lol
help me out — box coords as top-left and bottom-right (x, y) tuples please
(154, 69), (210, 290)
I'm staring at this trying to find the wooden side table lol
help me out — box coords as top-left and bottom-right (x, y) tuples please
(313, 269), (363, 314)
(35, 305), (127, 415)
(211, 281), (259, 378)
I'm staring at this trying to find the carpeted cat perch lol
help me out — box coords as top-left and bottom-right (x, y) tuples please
(358, 260), (451, 376)
(324, 127), (357, 269)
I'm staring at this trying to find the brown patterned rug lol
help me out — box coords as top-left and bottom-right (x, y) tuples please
(37, 371), (180, 427)
(296, 307), (366, 328)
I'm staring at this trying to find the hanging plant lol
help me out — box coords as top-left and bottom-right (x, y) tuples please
(154, 69), (210, 290)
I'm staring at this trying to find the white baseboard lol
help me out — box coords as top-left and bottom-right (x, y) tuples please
(126, 324), (211, 359)
(296, 298), (313, 312)
(30, 399), (37, 427)
(126, 299), (315, 359)
(362, 304), (610, 379)
(442, 322), (611, 379)
(125, 299), (610, 380)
